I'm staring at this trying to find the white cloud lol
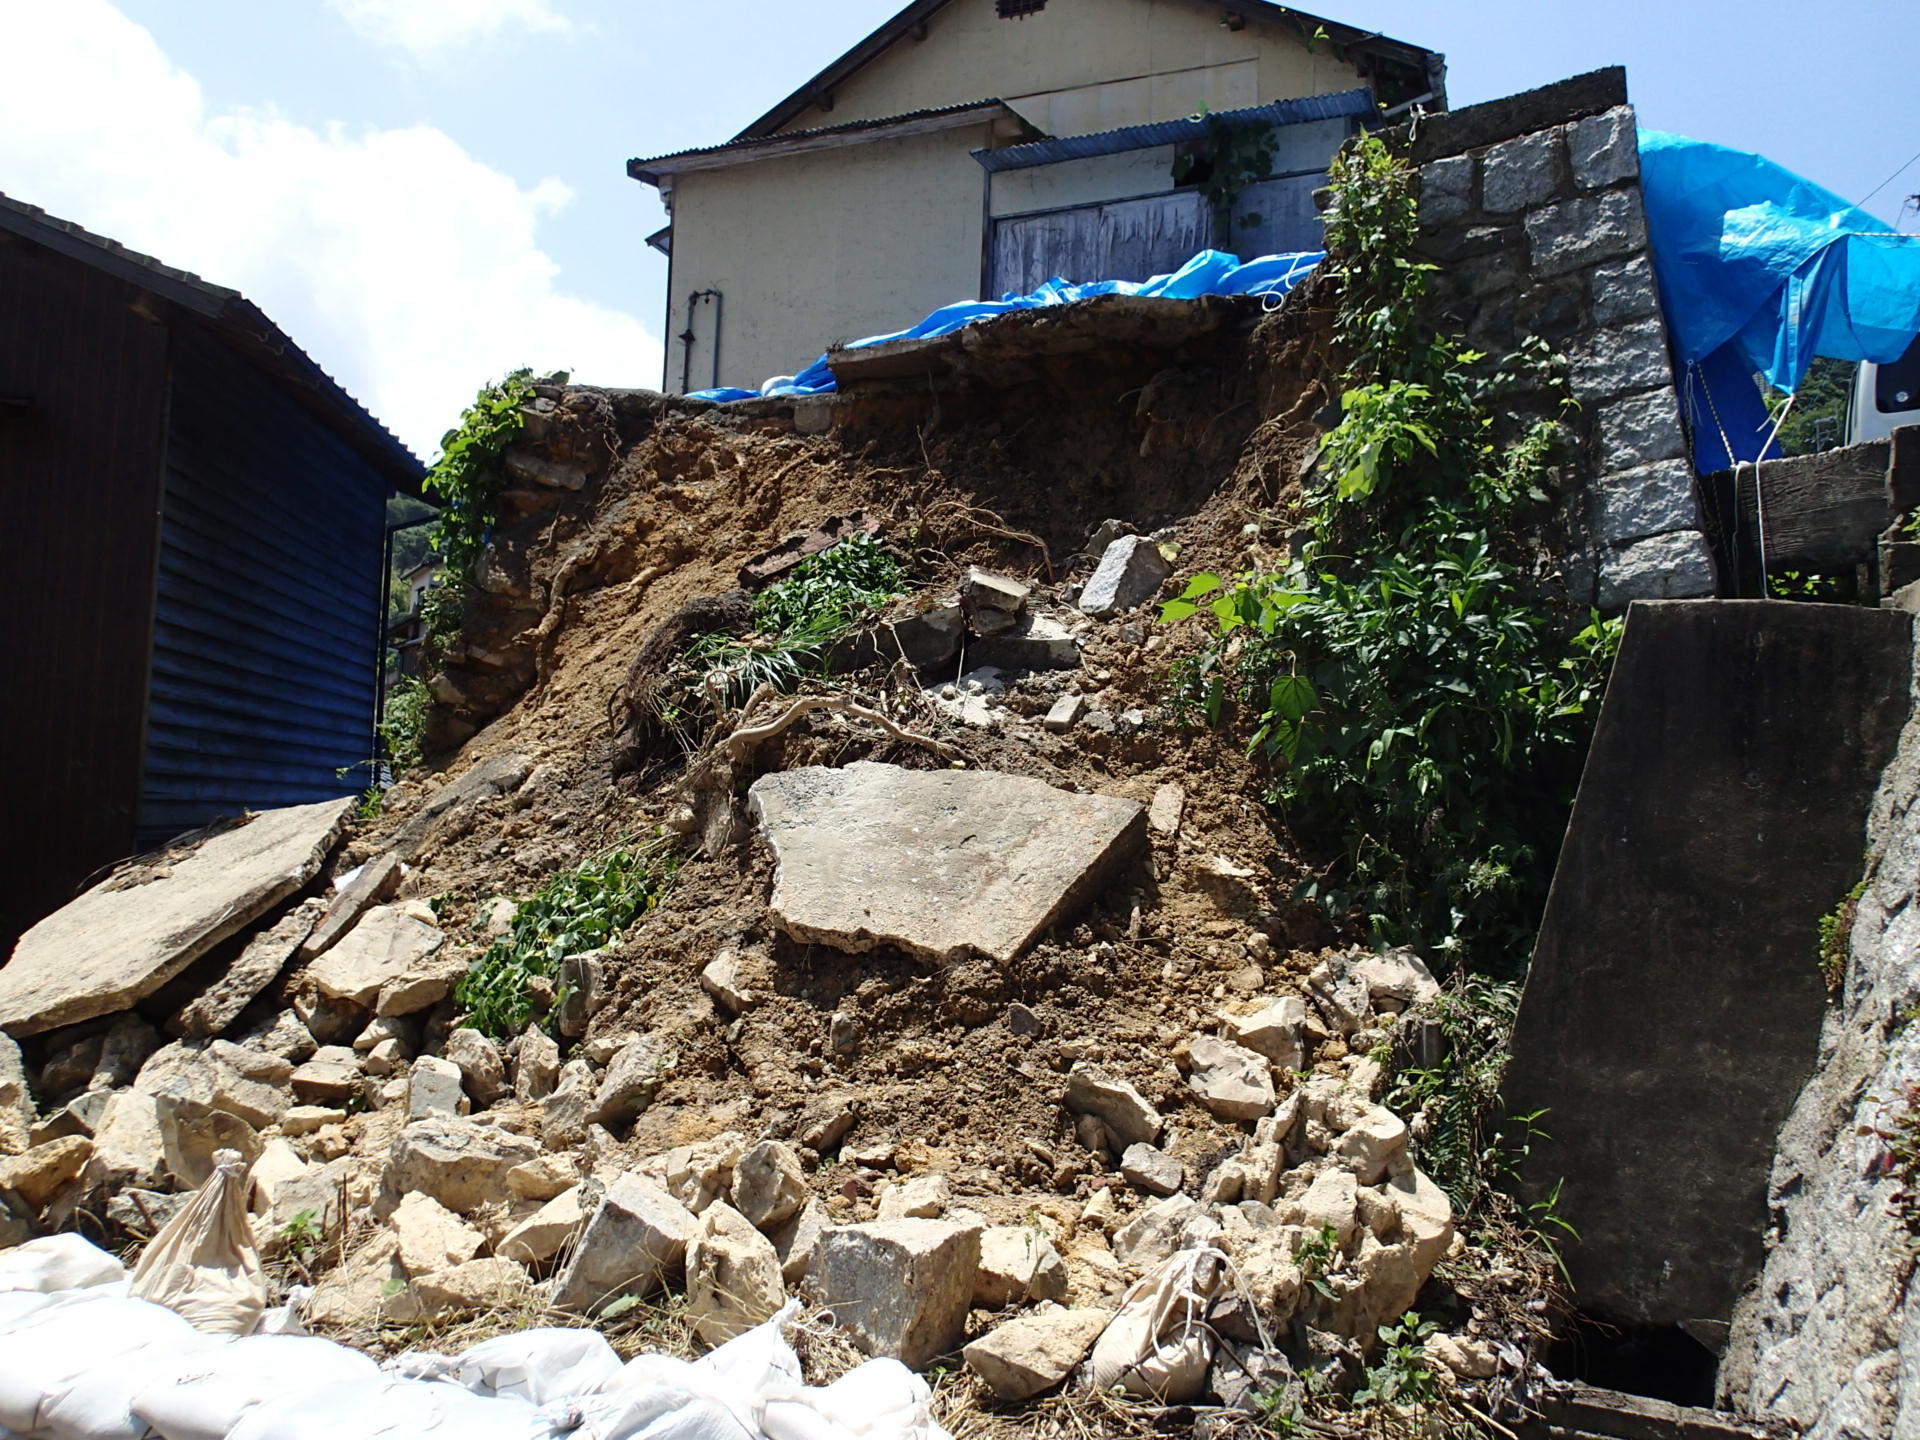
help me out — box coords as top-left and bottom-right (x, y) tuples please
(0, 0), (655, 456)
(328, 0), (572, 59)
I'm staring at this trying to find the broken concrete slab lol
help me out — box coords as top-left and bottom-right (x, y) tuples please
(386, 753), (533, 861)
(299, 853), (404, 962)
(1078, 535), (1172, 618)
(967, 613), (1082, 673)
(0, 796), (354, 1036)
(303, 906), (446, 1009)
(748, 762), (1146, 963)
(960, 568), (1031, 636)
(172, 899), (323, 1039)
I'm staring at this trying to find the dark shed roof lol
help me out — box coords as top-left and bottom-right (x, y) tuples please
(0, 193), (425, 491)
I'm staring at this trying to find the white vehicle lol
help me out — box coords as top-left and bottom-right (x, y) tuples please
(1848, 333), (1920, 443)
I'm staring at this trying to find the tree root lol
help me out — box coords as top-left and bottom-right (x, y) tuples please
(724, 692), (961, 764)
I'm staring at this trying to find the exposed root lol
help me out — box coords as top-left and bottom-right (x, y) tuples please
(724, 692), (961, 765)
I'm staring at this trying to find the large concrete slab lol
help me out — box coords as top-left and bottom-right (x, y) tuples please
(0, 797), (353, 1036)
(747, 762), (1145, 962)
(1505, 600), (1913, 1335)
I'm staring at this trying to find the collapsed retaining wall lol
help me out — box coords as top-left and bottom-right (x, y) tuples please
(1720, 636), (1920, 1438)
(1406, 68), (1715, 609)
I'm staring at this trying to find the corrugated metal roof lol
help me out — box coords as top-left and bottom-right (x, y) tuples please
(628, 100), (1013, 183)
(971, 89), (1375, 173)
(0, 192), (425, 485)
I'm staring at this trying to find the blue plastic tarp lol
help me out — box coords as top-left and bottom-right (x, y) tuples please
(686, 248), (1322, 404)
(1639, 130), (1920, 469)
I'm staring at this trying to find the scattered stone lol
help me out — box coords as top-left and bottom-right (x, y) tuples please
(877, 1173), (950, 1221)
(382, 1257), (530, 1324)
(808, 1220), (982, 1368)
(749, 762), (1147, 963)
(1426, 1332), (1500, 1380)
(383, 1117), (540, 1215)
(664, 1132), (744, 1214)
(386, 753), (533, 861)
(374, 951), (468, 1018)
(362, 1037), (410, 1078)
(1148, 784), (1185, 837)
(542, 1060), (594, 1151)
(499, 1183), (590, 1265)
(1223, 998), (1308, 1068)
(583, 1033), (632, 1066)
(391, 1191), (485, 1276)
(969, 614), (1082, 672)
(878, 603), (965, 673)
(0, 1136), (91, 1208)
(1006, 1003), (1041, 1037)
(686, 1200), (786, 1344)
(733, 1139), (808, 1232)
(552, 1174), (699, 1314)
(290, 1047), (361, 1105)
(796, 1094), (858, 1154)
(38, 1035), (103, 1099)
(513, 1026), (561, 1102)
(828, 1010), (861, 1056)
(209, 1039), (294, 1085)
(299, 852), (404, 962)
(963, 1307), (1112, 1402)
(107, 1187), (189, 1238)
(0, 795), (354, 1035)
(1074, 1113), (1109, 1157)
(1079, 535), (1172, 618)
(304, 905), (445, 1009)
(0, 1034), (32, 1157)
(482, 898), (518, 937)
(282, 1105), (347, 1137)
(588, 1034), (674, 1127)
(407, 1055), (469, 1119)
(507, 1153), (579, 1201)
(555, 952), (605, 1038)
(245, 1010), (319, 1065)
(700, 951), (754, 1015)
(291, 992), (367, 1047)
(87, 1091), (167, 1189)
(443, 1028), (507, 1108)
(771, 1199), (828, 1285)
(1120, 1144), (1184, 1197)
(1064, 1066), (1163, 1148)
(1297, 1170), (1361, 1249)
(92, 1015), (161, 1090)
(1043, 694), (1086, 732)
(960, 568), (1031, 636)
(1330, 1105), (1411, 1185)
(154, 1085), (261, 1188)
(1187, 1035), (1275, 1122)
(1112, 1194), (1200, 1269)
(975, 1225), (1070, 1307)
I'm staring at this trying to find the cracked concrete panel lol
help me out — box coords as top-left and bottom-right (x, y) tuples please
(748, 762), (1146, 963)
(0, 796), (354, 1036)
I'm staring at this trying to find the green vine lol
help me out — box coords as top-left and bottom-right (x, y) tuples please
(424, 368), (553, 583)
(1161, 130), (1620, 969)
(1173, 112), (1278, 237)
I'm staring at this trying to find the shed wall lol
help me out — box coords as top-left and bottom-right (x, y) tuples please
(139, 322), (378, 846)
(0, 231), (169, 940)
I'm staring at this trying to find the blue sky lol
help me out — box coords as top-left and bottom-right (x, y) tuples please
(1, 0), (1913, 454)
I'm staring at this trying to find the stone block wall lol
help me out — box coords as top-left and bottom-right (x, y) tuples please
(1720, 634), (1920, 1439)
(1400, 69), (1715, 609)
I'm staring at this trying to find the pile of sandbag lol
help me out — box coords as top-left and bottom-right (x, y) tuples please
(0, 1155), (950, 1440)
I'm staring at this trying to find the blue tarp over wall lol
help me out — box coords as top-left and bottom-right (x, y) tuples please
(687, 248), (1323, 404)
(1639, 131), (1920, 471)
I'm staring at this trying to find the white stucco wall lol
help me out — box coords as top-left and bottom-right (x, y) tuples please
(665, 124), (993, 393)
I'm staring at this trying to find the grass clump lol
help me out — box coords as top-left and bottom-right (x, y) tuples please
(456, 842), (675, 1038)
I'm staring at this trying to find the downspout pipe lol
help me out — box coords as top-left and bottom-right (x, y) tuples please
(678, 289), (724, 393)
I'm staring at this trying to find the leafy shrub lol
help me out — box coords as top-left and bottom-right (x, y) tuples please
(424, 369), (548, 583)
(377, 676), (431, 775)
(1161, 129), (1620, 969)
(749, 533), (905, 638)
(456, 843), (675, 1038)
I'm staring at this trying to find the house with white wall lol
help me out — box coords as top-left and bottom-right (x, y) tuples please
(629, 0), (1444, 393)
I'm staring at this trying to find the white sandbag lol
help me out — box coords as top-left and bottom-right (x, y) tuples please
(0, 1289), (59, 1331)
(0, 1233), (128, 1292)
(132, 1335), (382, 1440)
(225, 1377), (532, 1440)
(759, 1360), (945, 1440)
(0, 1294), (196, 1432)
(696, 1301), (803, 1396)
(1086, 1246), (1225, 1402)
(39, 1332), (230, 1440)
(129, 1148), (269, 1336)
(550, 1381), (752, 1440)
(448, 1327), (623, 1405)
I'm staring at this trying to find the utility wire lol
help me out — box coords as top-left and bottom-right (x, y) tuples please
(1858, 144), (1920, 211)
